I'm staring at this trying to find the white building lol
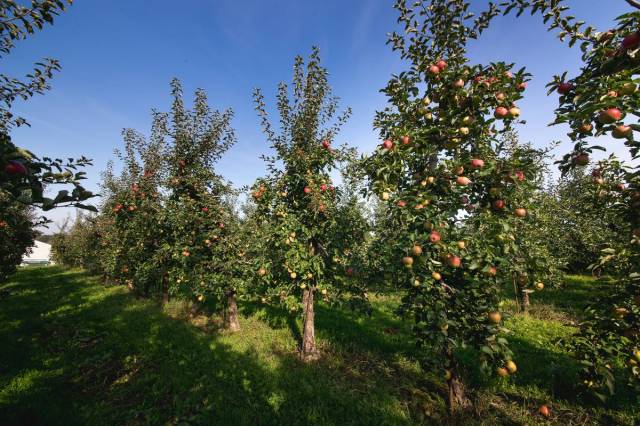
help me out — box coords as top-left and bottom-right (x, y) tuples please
(21, 240), (54, 265)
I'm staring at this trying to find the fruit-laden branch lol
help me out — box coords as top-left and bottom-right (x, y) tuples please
(624, 0), (640, 9)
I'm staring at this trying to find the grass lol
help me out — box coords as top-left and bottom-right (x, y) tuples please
(0, 267), (637, 425)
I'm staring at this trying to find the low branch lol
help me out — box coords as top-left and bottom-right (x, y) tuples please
(624, 0), (640, 9)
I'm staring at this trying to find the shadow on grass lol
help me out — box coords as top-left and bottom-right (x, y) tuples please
(0, 267), (412, 425)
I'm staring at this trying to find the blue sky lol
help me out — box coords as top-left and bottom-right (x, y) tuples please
(6, 0), (633, 227)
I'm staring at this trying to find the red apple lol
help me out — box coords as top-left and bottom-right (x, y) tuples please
(201, 207), (209, 213)
(456, 176), (471, 186)
(401, 135), (410, 145)
(517, 82), (527, 91)
(446, 254), (461, 268)
(494, 107), (509, 119)
(488, 311), (502, 324)
(514, 208), (527, 218)
(429, 231), (441, 243)
(321, 140), (330, 149)
(575, 153), (589, 166)
(219, 223), (225, 229)
(538, 405), (551, 418)
(411, 245), (423, 256)
(598, 108), (622, 124)
(513, 170), (525, 181)
(470, 158), (485, 169)
(4, 160), (27, 176)
(492, 199), (506, 210)
(557, 82), (573, 95)
(622, 32), (640, 49)
(304, 187), (311, 194)
(612, 125), (632, 139)
(382, 139), (394, 150)
(397, 200), (406, 207)
(486, 266), (497, 277)
(320, 184), (328, 191)
(578, 123), (593, 134)
(453, 79), (465, 89)
(436, 59), (447, 70)
(428, 65), (441, 75)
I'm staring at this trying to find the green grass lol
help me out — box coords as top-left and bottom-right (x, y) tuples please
(0, 267), (638, 425)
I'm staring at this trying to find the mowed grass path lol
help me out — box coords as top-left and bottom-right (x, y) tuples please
(0, 267), (637, 425)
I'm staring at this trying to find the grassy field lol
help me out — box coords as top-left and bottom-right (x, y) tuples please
(0, 267), (638, 425)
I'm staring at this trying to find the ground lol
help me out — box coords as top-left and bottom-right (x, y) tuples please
(0, 267), (637, 425)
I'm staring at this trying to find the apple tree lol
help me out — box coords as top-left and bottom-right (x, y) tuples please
(159, 79), (246, 329)
(362, 0), (538, 413)
(500, 0), (640, 399)
(251, 47), (368, 360)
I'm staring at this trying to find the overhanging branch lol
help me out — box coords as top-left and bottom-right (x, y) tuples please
(624, 0), (640, 10)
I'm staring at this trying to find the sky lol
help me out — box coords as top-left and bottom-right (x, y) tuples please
(5, 0), (634, 229)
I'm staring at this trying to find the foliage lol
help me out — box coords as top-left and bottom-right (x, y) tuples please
(251, 47), (368, 358)
(0, 192), (36, 281)
(362, 0), (544, 412)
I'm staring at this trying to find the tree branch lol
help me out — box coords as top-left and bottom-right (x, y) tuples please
(624, 0), (640, 9)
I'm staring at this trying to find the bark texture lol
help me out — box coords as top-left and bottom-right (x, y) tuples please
(225, 291), (241, 332)
(447, 353), (471, 415)
(301, 287), (318, 361)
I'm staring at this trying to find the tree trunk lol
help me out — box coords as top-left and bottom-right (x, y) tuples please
(520, 287), (530, 314)
(225, 291), (241, 332)
(301, 286), (318, 361)
(161, 274), (169, 305)
(446, 350), (471, 416)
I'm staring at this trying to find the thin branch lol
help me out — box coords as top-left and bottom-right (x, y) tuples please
(624, 0), (640, 9)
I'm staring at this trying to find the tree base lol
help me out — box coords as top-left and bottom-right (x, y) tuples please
(225, 291), (241, 332)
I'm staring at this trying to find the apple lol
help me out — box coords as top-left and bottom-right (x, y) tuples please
(557, 82), (573, 95)
(346, 267), (354, 277)
(303, 187), (311, 194)
(320, 184), (328, 191)
(4, 160), (27, 176)
(444, 370), (452, 381)
(492, 199), (506, 210)
(182, 250), (190, 257)
(470, 158), (485, 169)
(322, 140), (330, 149)
(402, 256), (414, 268)
(381, 191), (390, 201)
(517, 82), (527, 91)
(401, 135), (410, 145)
(258, 268), (267, 276)
(622, 31), (640, 49)
(436, 59), (447, 70)
(453, 166), (465, 175)
(462, 116), (474, 125)
(598, 108), (622, 124)
(488, 311), (502, 324)
(634, 349), (640, 362)
(505, 360), (517, 374)
(538, 405), (550, 418)
(458, 127), (470, 135)
(453, 79), (465, 89)
(496, 367), (509, 377)
(428, 65), (441, 75)
(321, 288), (328, 295)
(413, 279), (421, 287)
(495, 92), (506, 101)
(290, 272), (297, 279)
(382, 139), (394, 149)
(535, 282), (544, 290)
(432, 271), (442, 281)
(397, 200), (406, 207)
(486, 266), (497, 277)
(429, 231), (441, 243)
(422, 96), (431, 105)
(513, 170), (525, 181)
(494, 107), (509, 119)
(128, 206), (136, 212)
(613, 307), (628, 319)
(619, 82), (637, 96)
(201, 207), (209, 213)
(514, 208), (527, 218)
(197, 295), (205, 302)
(457, 241), (466, 249)
(612, 125), (632, 139)
(426, 176), (435, 184)
(508, 107), (520, 118)
(219, 223), (225, 229)
(578, 123), (593, 134)
(411, 245), (423, 256)
(446, 254), (461, 268)
(456, 176), (471, 186)
(574, 153), (589, 166)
